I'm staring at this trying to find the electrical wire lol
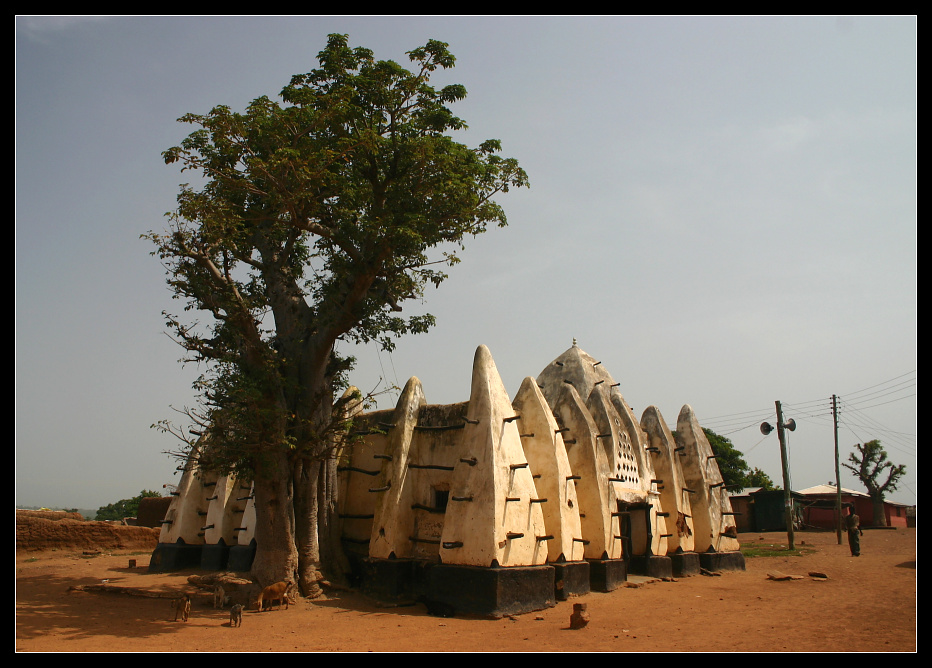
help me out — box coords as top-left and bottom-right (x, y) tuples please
(841, 370), (916, 401)
(837, 396), (916, 440)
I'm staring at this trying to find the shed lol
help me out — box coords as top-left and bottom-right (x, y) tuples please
(137, 496), (173, 529)
(726, 488), (761, 533)
(747, 489), (804, 532)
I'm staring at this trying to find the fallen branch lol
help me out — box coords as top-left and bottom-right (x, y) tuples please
(67, 583), (191, 598)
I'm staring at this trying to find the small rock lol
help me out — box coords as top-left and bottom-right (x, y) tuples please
(569, 602), (590, 629)
(767, 571), (804, 581)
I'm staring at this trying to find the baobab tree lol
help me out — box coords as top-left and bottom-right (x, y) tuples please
(843, 440), (907, 527)
(146, 34), (528, 593)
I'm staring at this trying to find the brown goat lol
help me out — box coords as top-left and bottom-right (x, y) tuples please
(256, 581), (295, 612)
(213, 585), (226, 609)
(172, 593), (191, 622)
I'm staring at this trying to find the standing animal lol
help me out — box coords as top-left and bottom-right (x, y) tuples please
(213, 585), (226, 609)
(172, 593), (191, 622)
(230, 603), (244, 627)
(256, 581), (295, 612)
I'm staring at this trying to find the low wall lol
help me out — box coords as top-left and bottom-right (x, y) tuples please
(16, 510), (160, 552)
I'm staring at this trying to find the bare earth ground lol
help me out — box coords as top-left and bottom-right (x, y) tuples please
(17, 528), (915, 653)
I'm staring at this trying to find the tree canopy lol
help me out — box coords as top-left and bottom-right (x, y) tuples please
(843, 440), (906, 526)
(146, 34), (528, 589)
(95, 490), (162, 521)
(702, 428), (778, 491)
(745, 467), (778, 491)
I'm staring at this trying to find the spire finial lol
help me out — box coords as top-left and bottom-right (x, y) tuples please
(572, 337), (577, 347)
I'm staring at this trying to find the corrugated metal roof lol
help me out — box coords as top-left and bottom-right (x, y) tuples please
(728, 487), (762, 497)
(797, 484), (868, 497)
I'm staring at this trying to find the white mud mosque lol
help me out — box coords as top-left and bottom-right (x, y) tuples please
(150, 343), (744, 616)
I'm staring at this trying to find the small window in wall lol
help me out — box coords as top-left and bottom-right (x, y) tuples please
(432, 487), (450, 513)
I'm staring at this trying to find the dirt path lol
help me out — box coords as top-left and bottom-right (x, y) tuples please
(16, 528), (916, 652)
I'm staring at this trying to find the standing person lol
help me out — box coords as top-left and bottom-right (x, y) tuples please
(845, 505), (863, 556)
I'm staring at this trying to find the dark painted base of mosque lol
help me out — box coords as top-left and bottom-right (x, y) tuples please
(200, 541), (230, 571)
(587, 558), (627, 592)
(148, 541), (203, 573)
(627, 554), (673, 579)
(226, 543), (257, 572)
(699, 550), (746, 572)
(671, 551), (701, 577)
(356, 557), (426, 604)
(149, 540), (256, 574)
(552, 561), (590, 600)
(426, 563), (556, 618)
(355, 558), (556, 618)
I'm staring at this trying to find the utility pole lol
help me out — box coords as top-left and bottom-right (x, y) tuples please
(832, 394), (842, 545)
(775, 401), (795, 550)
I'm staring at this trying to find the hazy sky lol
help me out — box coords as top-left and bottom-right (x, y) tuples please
(16, 16), (916, 511)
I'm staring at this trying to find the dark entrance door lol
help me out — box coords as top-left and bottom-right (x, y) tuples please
(617, 501), (654, 562)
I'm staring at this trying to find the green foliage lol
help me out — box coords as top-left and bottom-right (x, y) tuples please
(95, 490), (162, 521)
(703, 428), (778, 490)
(703, 428), (750, 489)
(746, 467), (779, 491)
(842, 439), (906, 500)
(145, 34), (527, 481)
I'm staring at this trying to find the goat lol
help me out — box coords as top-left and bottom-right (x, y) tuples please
(213, 585), (226, 609)
(256, 581), (295, 612)
(172, 593), (191, 622)
(230, 603), (244, 627)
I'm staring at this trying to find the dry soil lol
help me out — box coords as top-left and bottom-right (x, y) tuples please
(16, 527), (916, 652)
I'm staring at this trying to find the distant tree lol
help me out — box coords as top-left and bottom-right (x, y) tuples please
(700, 428), (779, 491)
(843, 440), (906, 527)
(95, 490), (162, 521)
(745, 467), (778, 491)
(702, 428), (751, 489)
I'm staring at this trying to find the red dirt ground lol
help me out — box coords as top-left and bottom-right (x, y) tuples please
(16, 528), (915, 652)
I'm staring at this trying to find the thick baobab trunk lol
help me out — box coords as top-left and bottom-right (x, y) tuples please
(318, 455), (351, 584)
(250, 449), (298, 588)
(294, 457), (323, 597)
(293, 455), (351, 597)
(871, 496), (887, 527)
